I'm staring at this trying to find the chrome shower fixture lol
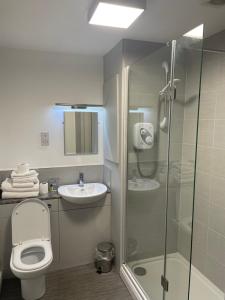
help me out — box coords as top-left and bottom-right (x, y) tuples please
(159, 78), (181, 96)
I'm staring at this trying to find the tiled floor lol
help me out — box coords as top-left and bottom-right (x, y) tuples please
(0, 264), (132, 300)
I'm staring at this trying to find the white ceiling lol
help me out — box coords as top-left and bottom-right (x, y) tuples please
(0, 0), (224, 55)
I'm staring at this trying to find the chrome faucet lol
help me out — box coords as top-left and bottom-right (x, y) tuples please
(79, 172), (84, 187)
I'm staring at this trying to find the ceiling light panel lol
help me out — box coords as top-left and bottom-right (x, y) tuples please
(88, 0), (146, 29)
(183, 24), (204, 39)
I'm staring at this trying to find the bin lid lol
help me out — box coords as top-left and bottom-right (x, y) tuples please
(97, 242), (113, 253)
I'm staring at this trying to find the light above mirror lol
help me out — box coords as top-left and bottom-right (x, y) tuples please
(88, 0), (146, 29)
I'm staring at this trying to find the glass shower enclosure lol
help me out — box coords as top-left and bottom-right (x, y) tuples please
(123, 25), (204, 300)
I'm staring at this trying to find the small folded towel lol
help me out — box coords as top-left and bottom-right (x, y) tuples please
(2, 191), (39, 199)
(12, 181), (34, 188)
(12, 176), (39, 184)
(1, 178), (39, 193)
(11, 170), (38, 178)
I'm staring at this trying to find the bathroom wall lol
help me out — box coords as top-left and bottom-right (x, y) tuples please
(175, 29), (225, 292)
(191, 30), (225, 291)
(103, 40), (123, 269)
(0, 165), (104, 187)
(0, 47), (103, 170)
(176, 48), (202, 260)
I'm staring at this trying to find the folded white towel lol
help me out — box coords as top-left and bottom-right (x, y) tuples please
(1, 178), (39, 192)
(15, 163), (30, 175)
(2, 191), (39, 199)
(12, 181), (34, 188)
(12, 176), (39, 184)
(11, 170), (38, 178)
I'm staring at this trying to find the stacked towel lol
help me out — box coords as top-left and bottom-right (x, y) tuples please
(2, 178), (39, 192)
(1, 166), (39, 199)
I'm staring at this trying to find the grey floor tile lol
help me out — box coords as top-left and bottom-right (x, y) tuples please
(0, 264), (132, 300)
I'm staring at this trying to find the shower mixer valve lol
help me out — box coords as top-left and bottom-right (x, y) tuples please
(133, 123), (154, 150)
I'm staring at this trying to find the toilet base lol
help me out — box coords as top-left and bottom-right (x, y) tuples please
(21, 275), (46, 300)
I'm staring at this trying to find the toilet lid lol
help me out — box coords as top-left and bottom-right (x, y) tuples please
(12, 199), (51, 246)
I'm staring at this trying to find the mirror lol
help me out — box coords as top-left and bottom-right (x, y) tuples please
(64, 111), (98, 155)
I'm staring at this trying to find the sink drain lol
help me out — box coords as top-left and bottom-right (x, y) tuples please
(134, 267), (147, 276)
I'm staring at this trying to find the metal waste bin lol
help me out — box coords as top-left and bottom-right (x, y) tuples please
(95, 242), (115, 273)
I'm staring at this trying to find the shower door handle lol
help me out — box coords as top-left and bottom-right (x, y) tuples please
(161, 275), (169, 292)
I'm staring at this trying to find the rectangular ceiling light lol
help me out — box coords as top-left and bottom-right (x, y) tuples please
(183, 24), (204, 39)
(88, 0), (146, 29)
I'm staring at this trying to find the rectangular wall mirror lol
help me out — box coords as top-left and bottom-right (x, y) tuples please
(64, 111), (98, 155)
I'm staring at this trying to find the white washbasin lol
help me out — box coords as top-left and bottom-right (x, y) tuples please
(58, 183), (107, 204)
(128, 178), (160, 192)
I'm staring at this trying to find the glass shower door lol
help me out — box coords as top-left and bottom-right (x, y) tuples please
(125, 42), (172, 300)
(163, 26), (204, 300)
(125, 25), (204, 300)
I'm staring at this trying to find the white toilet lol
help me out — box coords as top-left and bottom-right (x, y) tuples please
(10, 199), (53, 300)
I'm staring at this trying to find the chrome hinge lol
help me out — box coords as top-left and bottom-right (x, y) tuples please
(161, 275), (169, 292)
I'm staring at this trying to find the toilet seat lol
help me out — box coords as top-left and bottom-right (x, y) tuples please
(10, 199), (53, 300)
(11, 199), (52, 272)
(11, 239), (52, 272)
(11, 198), (51, 246)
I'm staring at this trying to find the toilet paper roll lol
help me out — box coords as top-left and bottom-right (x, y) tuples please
(16, 163), (30, 174)
(40, 182), (49, 195)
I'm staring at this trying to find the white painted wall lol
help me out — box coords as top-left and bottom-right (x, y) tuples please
(0, 48), (103, 170)
(103, 41), (124, 269)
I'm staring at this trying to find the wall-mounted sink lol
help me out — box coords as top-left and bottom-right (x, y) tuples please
(58, 183), (107, 204)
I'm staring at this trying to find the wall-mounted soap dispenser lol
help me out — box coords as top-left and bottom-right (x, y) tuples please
(133, 123), (154, 150)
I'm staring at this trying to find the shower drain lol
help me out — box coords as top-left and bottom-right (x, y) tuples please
(134, 267), (147, 276)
